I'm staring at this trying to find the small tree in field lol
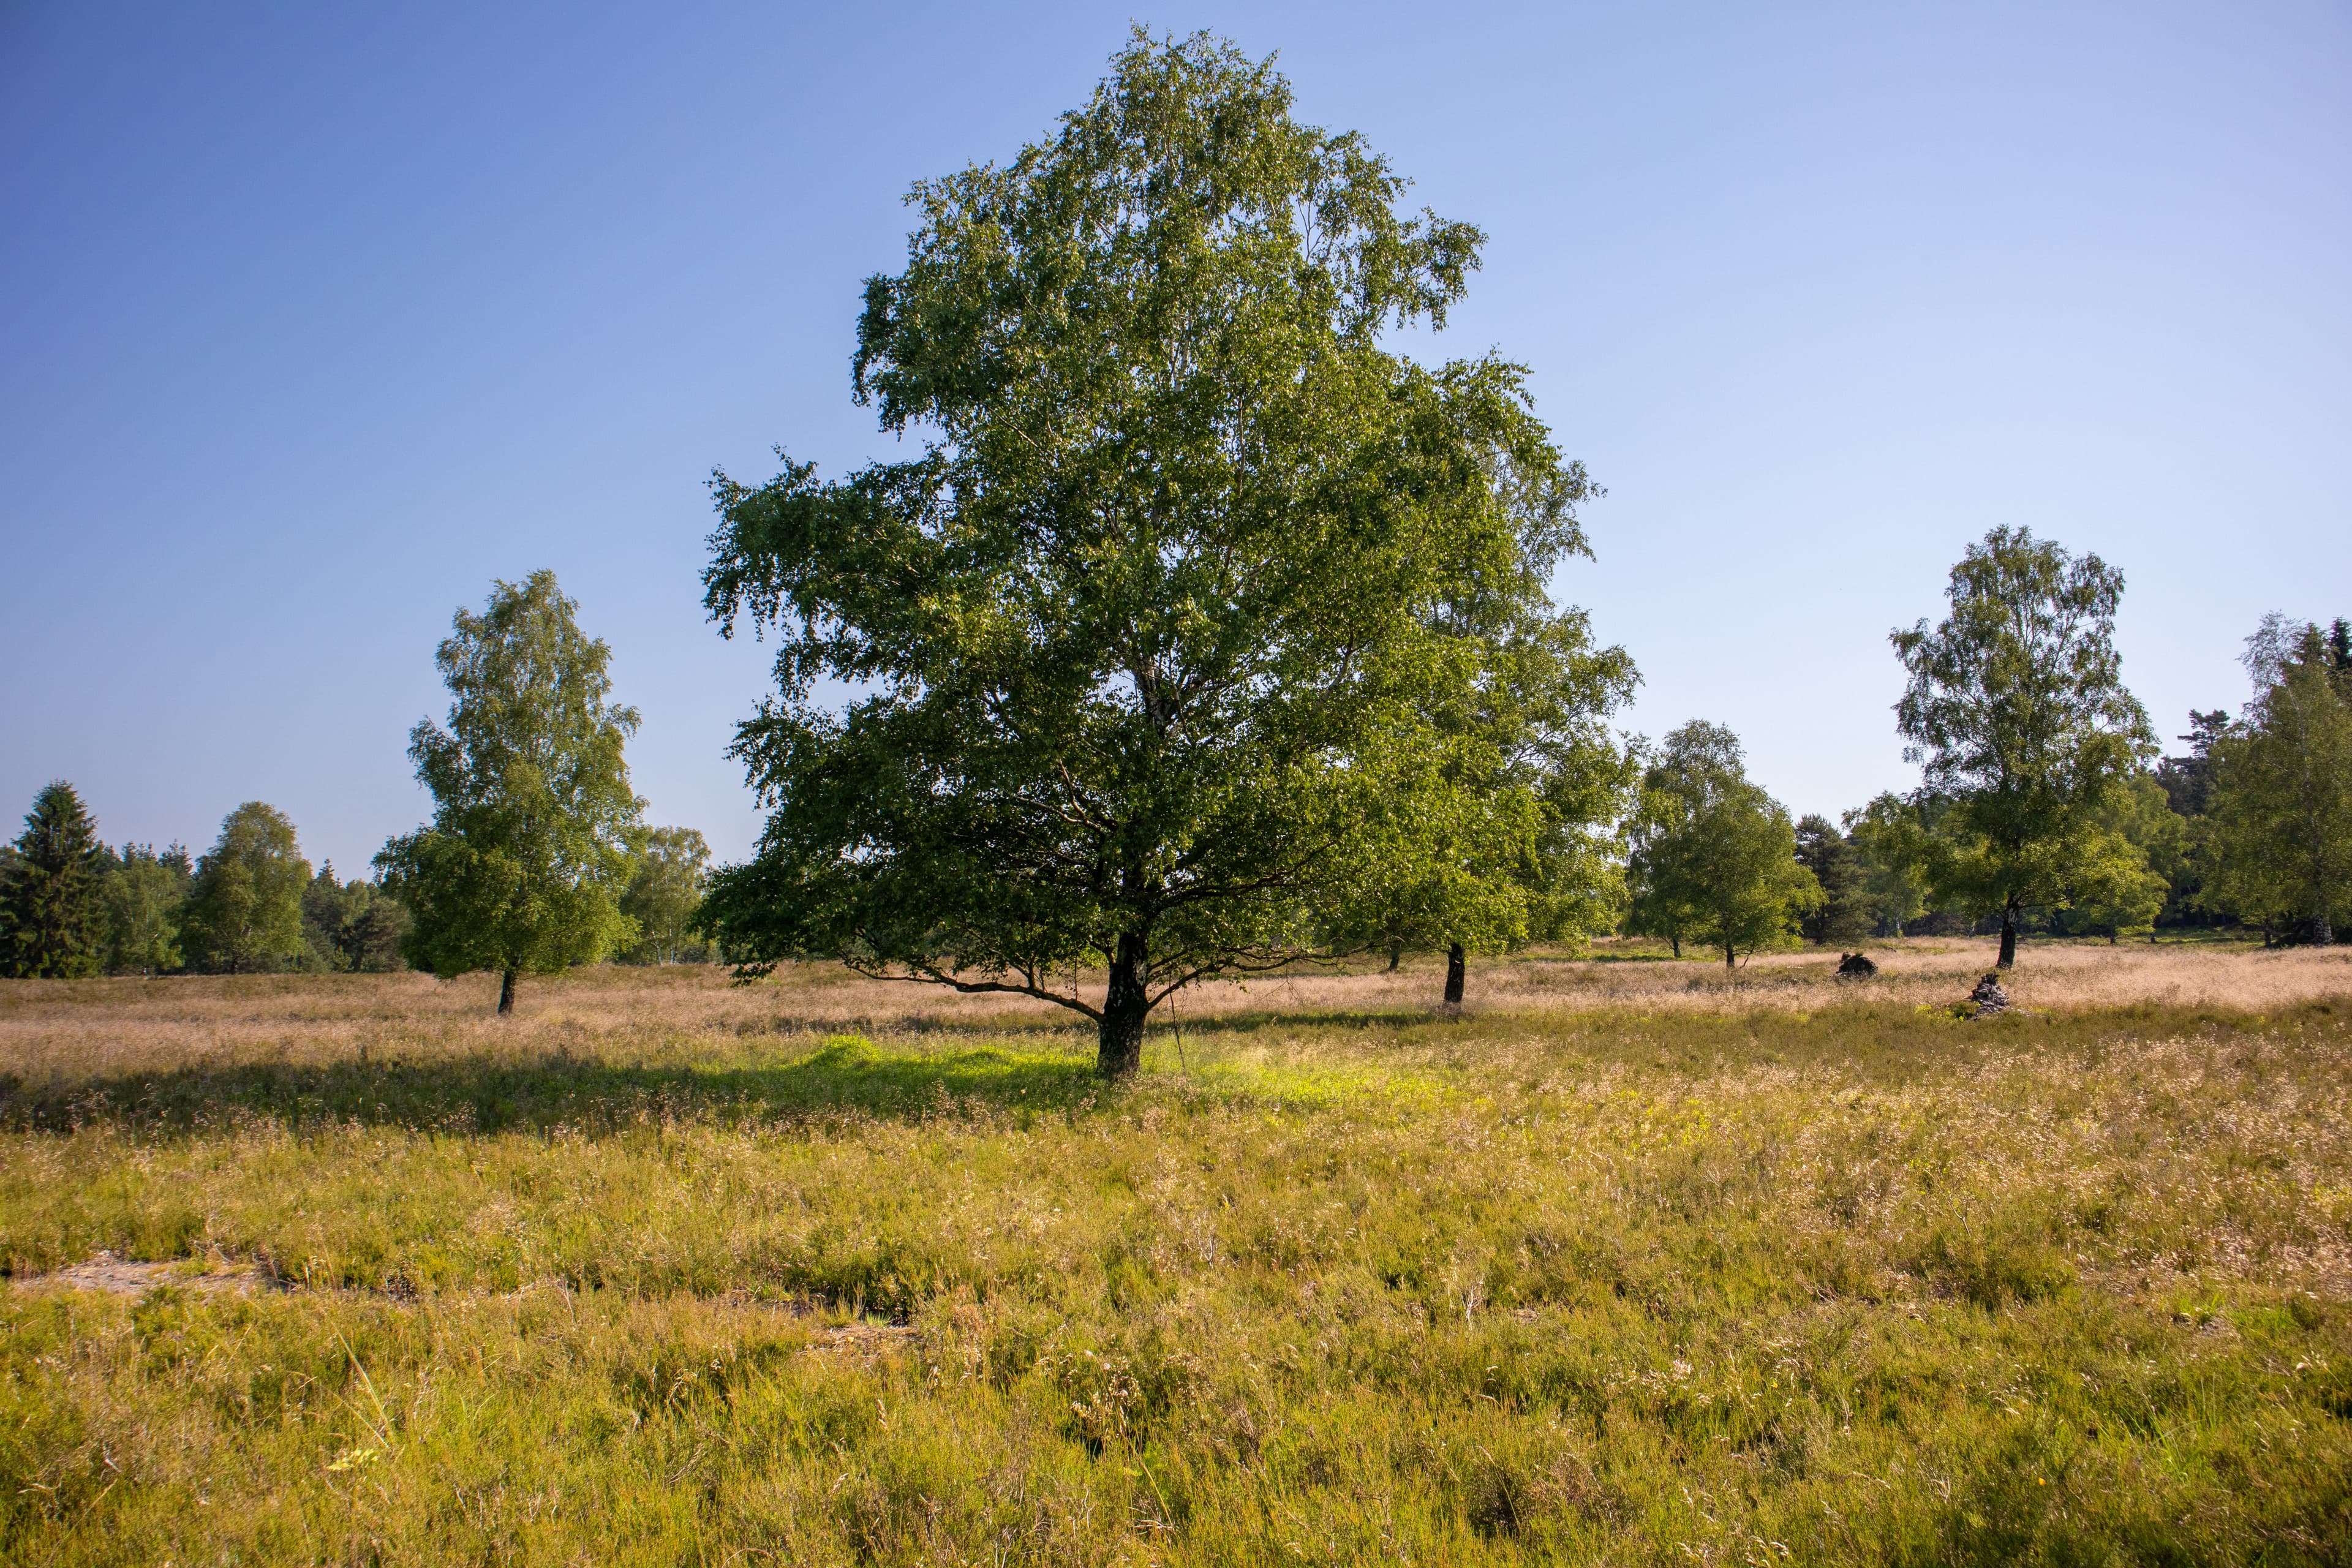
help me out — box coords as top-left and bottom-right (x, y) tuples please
(698, 33), (1631, 1072)
(1893, 527), (2153, 967)
(377, 571), (643, 1013)
(0, 782), (106, 979)
(1626, 722), (1820, 967)
(181, 803), (312, 973)
(1325, 609), (1637, 1005)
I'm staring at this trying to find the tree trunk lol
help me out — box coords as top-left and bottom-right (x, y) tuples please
(2315, 899), (2335, 948)
(1096, 932), (1149, 1078)
(1443, 944), (1466, 1006)
(1724, 941), (1736, 969)
(1996, 900), (2018, 970)
(1670, 935), (1681, 960)
(1387, 940), (1402, 973)
(497, 967), (517, 1015)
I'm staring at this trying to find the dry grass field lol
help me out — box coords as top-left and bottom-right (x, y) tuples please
(2, 938), (2350, 1564)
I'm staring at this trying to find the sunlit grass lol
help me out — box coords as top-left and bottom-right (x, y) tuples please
(2, 951), (2348, 1563)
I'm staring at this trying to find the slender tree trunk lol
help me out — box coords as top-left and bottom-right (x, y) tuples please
(1670, 935), (1681, 960)
(1997, 899), (2019, 970)
(1387, 940), (1402, 973)
(1097, 932), (1149, 1078)
(1443, 944), (1466, 1007)
(1724, 941), (1736, 969)
(497, 967), (517, 1015)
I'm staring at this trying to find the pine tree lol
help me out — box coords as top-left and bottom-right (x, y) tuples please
(0, 782), (107, 979)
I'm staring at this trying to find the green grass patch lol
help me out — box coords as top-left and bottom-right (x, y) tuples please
(0, 978), (2348, 1562)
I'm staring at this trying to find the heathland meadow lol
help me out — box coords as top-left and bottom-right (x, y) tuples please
(3, 941), (2350, 1564)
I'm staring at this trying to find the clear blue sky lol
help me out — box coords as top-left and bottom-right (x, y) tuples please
(4, 1), (2346, 874)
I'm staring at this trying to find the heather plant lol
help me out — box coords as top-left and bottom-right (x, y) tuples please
(0, 949), (2345, 1564)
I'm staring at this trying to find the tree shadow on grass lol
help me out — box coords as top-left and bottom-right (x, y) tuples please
(0, 1035), (1109, 1139)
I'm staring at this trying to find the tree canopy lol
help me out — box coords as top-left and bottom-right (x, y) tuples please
(377, 571), (644, 1012)
(621, 826), (712, 964)
(181, 802), (313, 974)
(2200, 617), (2352, 944)
(1625, 722), (1821, 967)
(0, 781), (106, 979)
(698, 31), (1632, 1073)
(1893, 527), (2154, 967)
(101, 843), (187, 976)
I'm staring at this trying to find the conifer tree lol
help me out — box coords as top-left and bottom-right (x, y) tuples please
(0, 781), (106, 979)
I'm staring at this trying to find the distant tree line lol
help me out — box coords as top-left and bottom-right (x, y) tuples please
(1612, 531), (2351, 965)
(0, 788), (407, 979)
(0, 772), (718, 985)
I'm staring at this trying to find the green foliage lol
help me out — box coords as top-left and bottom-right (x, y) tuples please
(377, 571), (643, 1009)
(1893, 527), (2154, 963)
(2199, 617), (2352, 943)
(1843, 791), (1935, 936)
(619, 826), (712, 964)
(1793, 812), (1875, 944)
(2051, 775), (2179, 941)
(2154, 707), (2230, 819)
(301, 862), (410, 973)
(1626, 722), (1822, 966)
(699, 31), (1629, 1071)
(99, 843), (187, 976)
(181, 804), (313, 974)
(1326, 610), (1638, 982)
(0, 782), (107, 979)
